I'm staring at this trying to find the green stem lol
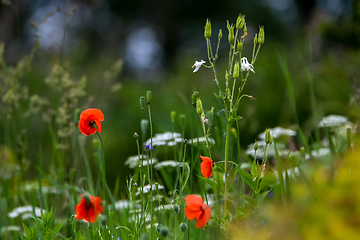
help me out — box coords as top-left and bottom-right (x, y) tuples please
(224, 120), (231, 213)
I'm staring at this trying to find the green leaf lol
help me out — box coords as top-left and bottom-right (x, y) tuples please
(213, 93), (224, 99)
(258, 176), (269, 193)
(238, 169), (255, 191)
(257, 190), (271, 206)
(198, 175), (222, 192)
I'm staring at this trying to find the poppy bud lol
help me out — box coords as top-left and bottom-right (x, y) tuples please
(231, 127), (237, 139)
(196, 99), (204, 115)
(265, 129), (271, 144)
(160, 226), (169, 237)
(179, 114), (186, 128)
(140, 96), (146, 110)
(218, 29), (223, 39)
(173, 204), (180, 213)
(192, 94), (197, 106)
(236, 14), (245, 30)
(146, 91), (152, 104)
(300, 146), (306, 157)
(258, 26), (265, 45)
(141, 119), (149, 134)
(254, 141), (259, 151)
(204, 19), (212, 39)
(170, 111), (176, 123)
(253, 33), (257, 45)
(227, 21), (235, 44)
(233, 61), (239, 78)
(180, 222), (187, 233)
(134, 132), (138, 138)
(237, 41), (243, 52)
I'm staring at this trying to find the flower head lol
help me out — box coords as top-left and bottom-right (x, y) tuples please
(240, 57), (255, 73)
(200, 155), (213, 178)
(75, 194), (104, 223)
(192, 60), (206, 73)
(185, 195), (211, 228)
(78, 108), (104, 136)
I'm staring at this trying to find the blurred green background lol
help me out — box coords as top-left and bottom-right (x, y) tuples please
(1, 0), (360, 189)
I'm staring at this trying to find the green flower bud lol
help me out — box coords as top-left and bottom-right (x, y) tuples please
(204, 19), (212, 39)
(244, 23), (247, 33)
(160, 226), (169, 237)
(134, 132), (138, 138)
(180, 222), (188, 233)
(218, 29), (223, 39)
(265, 129), (271, 144)
(269, 135), (273, 145)
(226, 88), (231, 99)
(254, 141), (259, 151)
(196, 99), (204, 115)
(146, 91), (152, 104)
(170, 111), (176, 123)
(254, 33), (257, 45)
(140, 96), (146, 110)
(225, 70), (230, 81)
(191, 94), (197, 106)
(237, 41), (243, 52)
(173, 204), (180, 213)
(227, 21), (235, 44)
(300, 147), (306, 158)
(258, 26), (265, 45)
(179, 114), (186, 128)
(233, 61), (239, 78)
(231, 127), (238, 139)
(141, 119), (149, 134)
(236, 14), (245, 29)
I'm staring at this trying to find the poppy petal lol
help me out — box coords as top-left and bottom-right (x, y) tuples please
(185, 195), (203, 206)
(185, 206), (202, 220)
(200, 156), (213, 178)
(196, 204), (211, 228)
(94, 119), (102, 133)
(78, 118), (97, 135)
(80, 108), (104, 121)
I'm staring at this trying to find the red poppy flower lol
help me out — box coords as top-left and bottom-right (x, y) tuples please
(185, 194), (211, 228)
(78, 108), (104, 136)
(75, 194), (104, 223)
(200, 155), (213, 178)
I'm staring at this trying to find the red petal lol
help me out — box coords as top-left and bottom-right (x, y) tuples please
(80, 108), (104, 121)
(78, 118), (97, 135)
(196, 204), (211, 228)
(184, 195), (203, 220)
(200, 156), (213, 178)
(185, 195), (203, 206)
(185, 206), (202, 220)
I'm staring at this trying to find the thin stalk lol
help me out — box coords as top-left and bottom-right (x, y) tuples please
(224, 121), (231, 213)
(147, 103), (154, 240)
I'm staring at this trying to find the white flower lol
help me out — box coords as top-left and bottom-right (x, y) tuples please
(192, 60), (206, 73)
(240, 57), (255, 73)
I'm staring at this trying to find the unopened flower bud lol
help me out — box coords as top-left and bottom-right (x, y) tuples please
(254, 33), (257, 45)
(237, 41), (243, 52)
(134, 132), (138, 138)
(227, 21), (235, 44)
(146, 91), (152, 104)
(155, 182), (159, 190)
(141, 119), (149, 134)
(300, 146), (306, 157)
(226, 88), (231, 99)
(218, 29), (223, 39)
(193, 91), (199, 99)
(265, 129), (271, 144)
(244, 23), (247, 33)
(160, 226), (169, 237)
(231, 127), (238, 139)
(170, 111), (176, 123)
(236, 14), (245, 29)
(254, 141), (259, 151)
(233, 62), (239, 78)
(192, 94), (197, 106)
(269, 136), (273, 145)
(173, 204), (180, 213)
(196, 99), (203, 115)
(179, 114), (186, 128)
(204, 19), (212, 39)
(180, 222), (188, 233)
(258, 26), (265, 45)
(140, 96), (146, 110)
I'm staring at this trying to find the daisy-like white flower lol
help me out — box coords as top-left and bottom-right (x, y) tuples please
(240, 57), (255, 73)
(192, 60), (206, 73)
